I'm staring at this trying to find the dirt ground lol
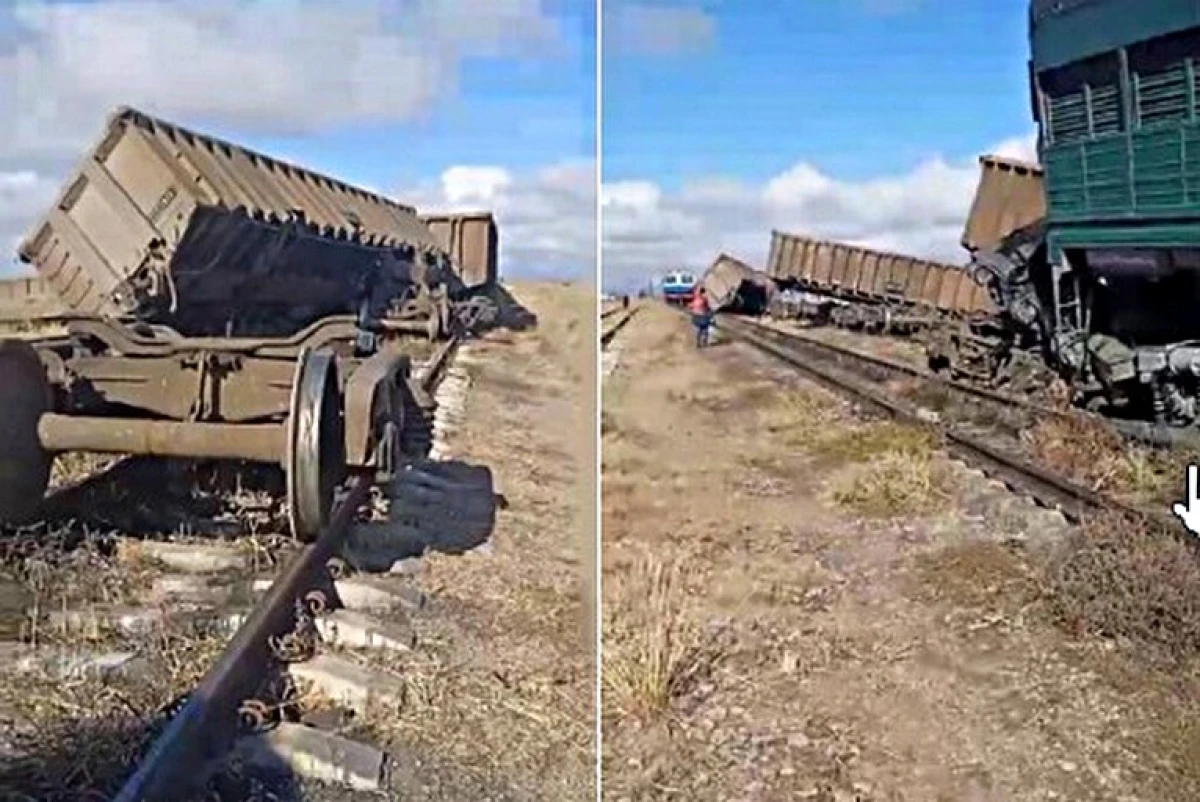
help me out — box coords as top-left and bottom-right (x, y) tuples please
(377, 280), (596, 801)
(601, 303), (1200, 802)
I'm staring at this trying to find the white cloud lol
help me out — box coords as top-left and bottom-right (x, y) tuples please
(0, 0), (569, 276)
(402, 160), (596, 281)
(1, 0), (559, 154)
(601, 132), (1039, 291)
(605, 3), (715, 55)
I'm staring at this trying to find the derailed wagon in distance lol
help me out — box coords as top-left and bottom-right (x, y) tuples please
(699, 253), (776, 315)
(0, 106), (500, 539)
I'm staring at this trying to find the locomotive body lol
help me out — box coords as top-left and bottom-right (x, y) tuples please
(967, 1), (1200, 425)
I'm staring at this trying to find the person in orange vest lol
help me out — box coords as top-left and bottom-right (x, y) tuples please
(690, 287), (711, 348)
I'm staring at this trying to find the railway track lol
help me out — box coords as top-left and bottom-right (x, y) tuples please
(716, 313), (1182, 537)
(0, 329), (469, 800)
(602, 306), (638, 381)
(104, 333), (466, 800)
(601, 306), (637, 349)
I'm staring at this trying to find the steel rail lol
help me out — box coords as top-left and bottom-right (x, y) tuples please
(601, 307), (638, 348)
(111, 473), (371, 802)
(727, 315), (1063, 416)
(113, 334), (462, 801)
(718, 314), (1180, 537)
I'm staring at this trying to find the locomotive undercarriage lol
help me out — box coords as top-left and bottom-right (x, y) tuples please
(971, 225), (1200, 430)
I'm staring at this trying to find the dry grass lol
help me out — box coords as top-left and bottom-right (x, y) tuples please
(350, 281), (593, 799)
(810, 421), (954, 518)
(814, 420), (937, 463)
(756, 389), (837, 447)
(827, 450), (953, 518)
(47, 452), (120, 492)
(603, 553), (718, 722)
(911, 539), (1041, 613)
(1024, 416), (1190, 504)
(1046, 512), (1200, 662)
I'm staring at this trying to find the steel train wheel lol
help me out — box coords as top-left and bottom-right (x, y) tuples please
(0, 340), (52, 526)
(285, 349), (346, 541)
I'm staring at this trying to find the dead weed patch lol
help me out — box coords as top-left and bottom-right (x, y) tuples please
(0, 620), (227, 801)
(815, 420), (937, 463)
(827, 451), (953, 518)
(911, 540), (1041, 612)
(758, 390), (837, 448)
(1046, 513), (1200, 662)
(814, 423), (951, 518)
(1025, 416), (1188, 504)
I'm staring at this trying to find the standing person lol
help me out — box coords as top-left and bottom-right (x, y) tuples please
(690, 287), (711, 348)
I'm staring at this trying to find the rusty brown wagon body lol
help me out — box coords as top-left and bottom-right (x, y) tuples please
(16, 106), (497, 337)
(0, 107), (501, 539)
(700, 253), (776, 313)
(766, 230), (996, 318)
(961, 155), (1046, 255)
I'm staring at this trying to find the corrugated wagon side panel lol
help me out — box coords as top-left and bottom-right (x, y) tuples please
(771, 228), (995, 316)
(913, 262), (935, 307)
(18, 107), (450, 325)
(828, 243), (850, 290)
(813, 242), (835, 285)
(0, 276), (65, 321)
(766, 231), (784, 280)
(844, 247), (866, 297)
(935, 267), (965, 311)
(790, 237), (809, 282)
(858, 250), (883, 296)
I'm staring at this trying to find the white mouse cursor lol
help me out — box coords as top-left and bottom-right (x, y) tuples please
(1172, 464), (1200, 536)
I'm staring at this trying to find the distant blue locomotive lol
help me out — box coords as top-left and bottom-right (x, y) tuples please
(660, 271), (697, 306)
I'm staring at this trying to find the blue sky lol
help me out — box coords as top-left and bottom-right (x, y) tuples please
(603, 0), (1033, 187)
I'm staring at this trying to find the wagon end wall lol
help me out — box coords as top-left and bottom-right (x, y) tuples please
(961, 155), (1046, 255)
(419, 212), (498, 290)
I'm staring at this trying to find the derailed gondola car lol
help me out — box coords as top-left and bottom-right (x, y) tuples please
(765, 230), (995, 328)
(699, 253), (776, 314)
(0, 107), (499, 538)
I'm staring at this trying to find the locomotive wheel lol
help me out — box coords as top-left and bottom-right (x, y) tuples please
(285, 349), (346, 541)
(0, 340), (52, 526)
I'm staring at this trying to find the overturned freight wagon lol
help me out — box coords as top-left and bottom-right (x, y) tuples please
(700, 253), (776, 314)
(0, 106), (499, 538)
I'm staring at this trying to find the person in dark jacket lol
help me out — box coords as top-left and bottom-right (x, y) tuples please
(690, 288), (711, 348)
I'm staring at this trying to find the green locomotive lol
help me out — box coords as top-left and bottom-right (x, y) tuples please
(979, 1), (1200, 429)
